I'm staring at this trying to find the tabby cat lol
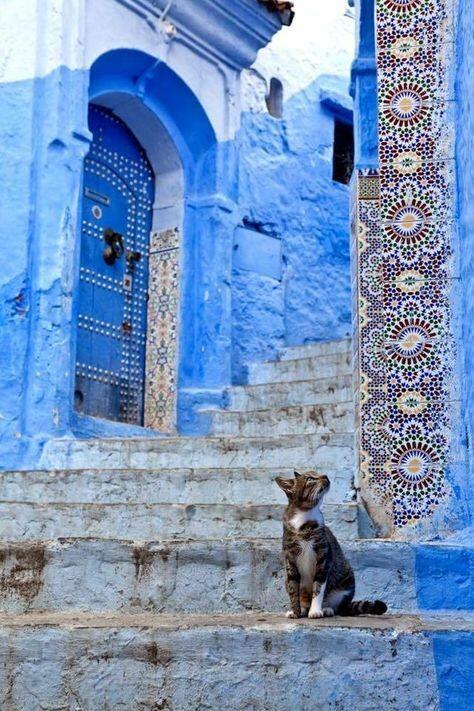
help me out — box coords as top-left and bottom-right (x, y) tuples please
(276, 470), (387, 618)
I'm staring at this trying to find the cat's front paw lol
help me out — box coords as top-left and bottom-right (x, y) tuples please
(323, 607), (335, 617)
(285, 610), (300, 619)
(308, 609), (324, 619)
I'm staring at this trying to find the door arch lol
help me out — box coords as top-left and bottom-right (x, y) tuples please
(74, 104), (154, 425)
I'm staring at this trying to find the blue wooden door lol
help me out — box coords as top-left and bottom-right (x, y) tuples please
(75, 105), (154, 425)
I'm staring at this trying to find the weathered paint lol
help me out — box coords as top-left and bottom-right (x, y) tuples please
(0, 612), (470, 710)
(415, 544), (474, 612)
(0, 0), (357, 453)
(0, 538), (418, 615)
(233, 0), (355, 380)
(457, 0), (474, 533)
(433, 633), (474, 711)
(0, 0), (291, 464)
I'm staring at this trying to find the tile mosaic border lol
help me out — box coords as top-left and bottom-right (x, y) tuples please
(144, 227), (180, 433)
(353, 0), (458, 535)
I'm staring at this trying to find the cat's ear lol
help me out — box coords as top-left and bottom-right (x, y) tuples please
(294, 470), (302, 479)
(275, 477), (295, 499)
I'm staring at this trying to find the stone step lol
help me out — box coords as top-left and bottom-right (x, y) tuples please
(246, 351), (352, 385)
(0, 467), (354, 505)
(207, 402), (354, 437)
(228, 374), (353, 411)
(0, 501), (359, 541)
(278, 337), (352, 361)
(0, 537), (421, 615)
(39, 432), (355, 471)
(0, 611), (470, 710)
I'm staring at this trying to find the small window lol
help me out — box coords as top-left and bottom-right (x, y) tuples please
(332, 120), (354, 184)
(265, 77), (284, 119)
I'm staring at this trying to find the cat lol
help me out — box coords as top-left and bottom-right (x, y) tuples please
(276, 470), (387, 619)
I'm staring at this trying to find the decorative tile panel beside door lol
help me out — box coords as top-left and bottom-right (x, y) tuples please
(144, 228), (180, 432)
(353, 0), (459, 536)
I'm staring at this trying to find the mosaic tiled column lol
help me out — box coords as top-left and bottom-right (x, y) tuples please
(144, 227), (180, 432)
(354, 0), (458, 537)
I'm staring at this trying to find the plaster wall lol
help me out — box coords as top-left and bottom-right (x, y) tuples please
(232, 0), (355, 380)
(457, 0), (474, 533)
(0, 0), (285, 464)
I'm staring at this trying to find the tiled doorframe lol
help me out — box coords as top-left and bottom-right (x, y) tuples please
(353, 0), (459, 537)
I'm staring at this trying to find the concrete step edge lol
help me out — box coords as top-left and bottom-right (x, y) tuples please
(278, 338), (352, 361)
(1, 536), (469, 549)
(200, 400), (355, 417)
(246, 359), (352, 386)
(43, 431), (354, 447)
(0, 535), (419, 547)
(0, 610), (471, 633)
(249, 353), (352, 370)
(0, 500), (358, 511)
(229, 373), (353, 393)
(0, 465), (354, 476)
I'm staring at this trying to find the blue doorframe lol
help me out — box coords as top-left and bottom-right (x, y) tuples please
(86, 50), (239, 437)
(75, 105), (154, 425)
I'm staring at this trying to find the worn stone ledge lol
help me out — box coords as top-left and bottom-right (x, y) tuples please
(0, 501), (359, 541)
(0, 537), (420, 615)
(0, 610), (472, 632)
(0, 466), (354, 505)
(40, 432), (355, 470)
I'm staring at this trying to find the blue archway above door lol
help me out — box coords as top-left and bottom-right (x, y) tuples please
(89, 49), (217, 184)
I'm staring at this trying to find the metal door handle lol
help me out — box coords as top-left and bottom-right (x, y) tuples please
(103, 228), (124, 265)
(126, 250), (142, 265)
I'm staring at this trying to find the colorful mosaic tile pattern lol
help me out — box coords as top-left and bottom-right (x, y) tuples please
(144, 228), (180, 432)
(354, 0), (457, 534)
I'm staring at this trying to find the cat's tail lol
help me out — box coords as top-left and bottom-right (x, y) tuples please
(340, 599), (387, 616)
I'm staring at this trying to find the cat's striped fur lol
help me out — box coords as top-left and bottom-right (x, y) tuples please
(276, 471), (387, 619)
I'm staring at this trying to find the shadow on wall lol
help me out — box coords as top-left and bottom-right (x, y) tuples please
(232, 74), (353, 382)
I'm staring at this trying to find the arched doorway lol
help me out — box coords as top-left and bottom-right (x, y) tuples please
(71, 48), (231, 439)
(74, 104), (154, 425)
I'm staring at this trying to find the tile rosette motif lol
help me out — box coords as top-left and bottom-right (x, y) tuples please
(144, 228), (180, 432)
(354, 0), (457, 534)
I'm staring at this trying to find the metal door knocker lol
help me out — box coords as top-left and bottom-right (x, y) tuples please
(126, 250), (142, 269)
(103, 228), (124, 265)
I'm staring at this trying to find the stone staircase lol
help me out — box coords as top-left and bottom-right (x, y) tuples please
(0, 338), (472, 709)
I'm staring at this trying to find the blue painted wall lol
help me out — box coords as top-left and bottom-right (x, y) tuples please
(0, 51), (357, 457)
(433, 633), (474, 711)
(415, 544), (474, 611)
(232, 76), (353, 381)
(0, 49), (240, 462)
(457, 0), (474, 533)
(0, 67), (90, 468)
(405, 7), (474, 703)
(351, 0), (378, 169)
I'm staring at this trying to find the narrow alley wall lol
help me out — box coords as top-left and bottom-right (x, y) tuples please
(232, 0), (355, 381)
(457, 0), (474, 533)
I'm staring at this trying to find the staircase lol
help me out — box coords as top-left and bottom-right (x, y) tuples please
(0, 339), (472, 709)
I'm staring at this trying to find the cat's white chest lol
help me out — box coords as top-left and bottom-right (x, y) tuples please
(289, 506), (324, 588)
(296, 539), (317, 585)
(289, 505), (324, 531)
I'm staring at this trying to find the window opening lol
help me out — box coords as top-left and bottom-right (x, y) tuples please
(265, 77), (284, 119)
(333, 119), (354, 184)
